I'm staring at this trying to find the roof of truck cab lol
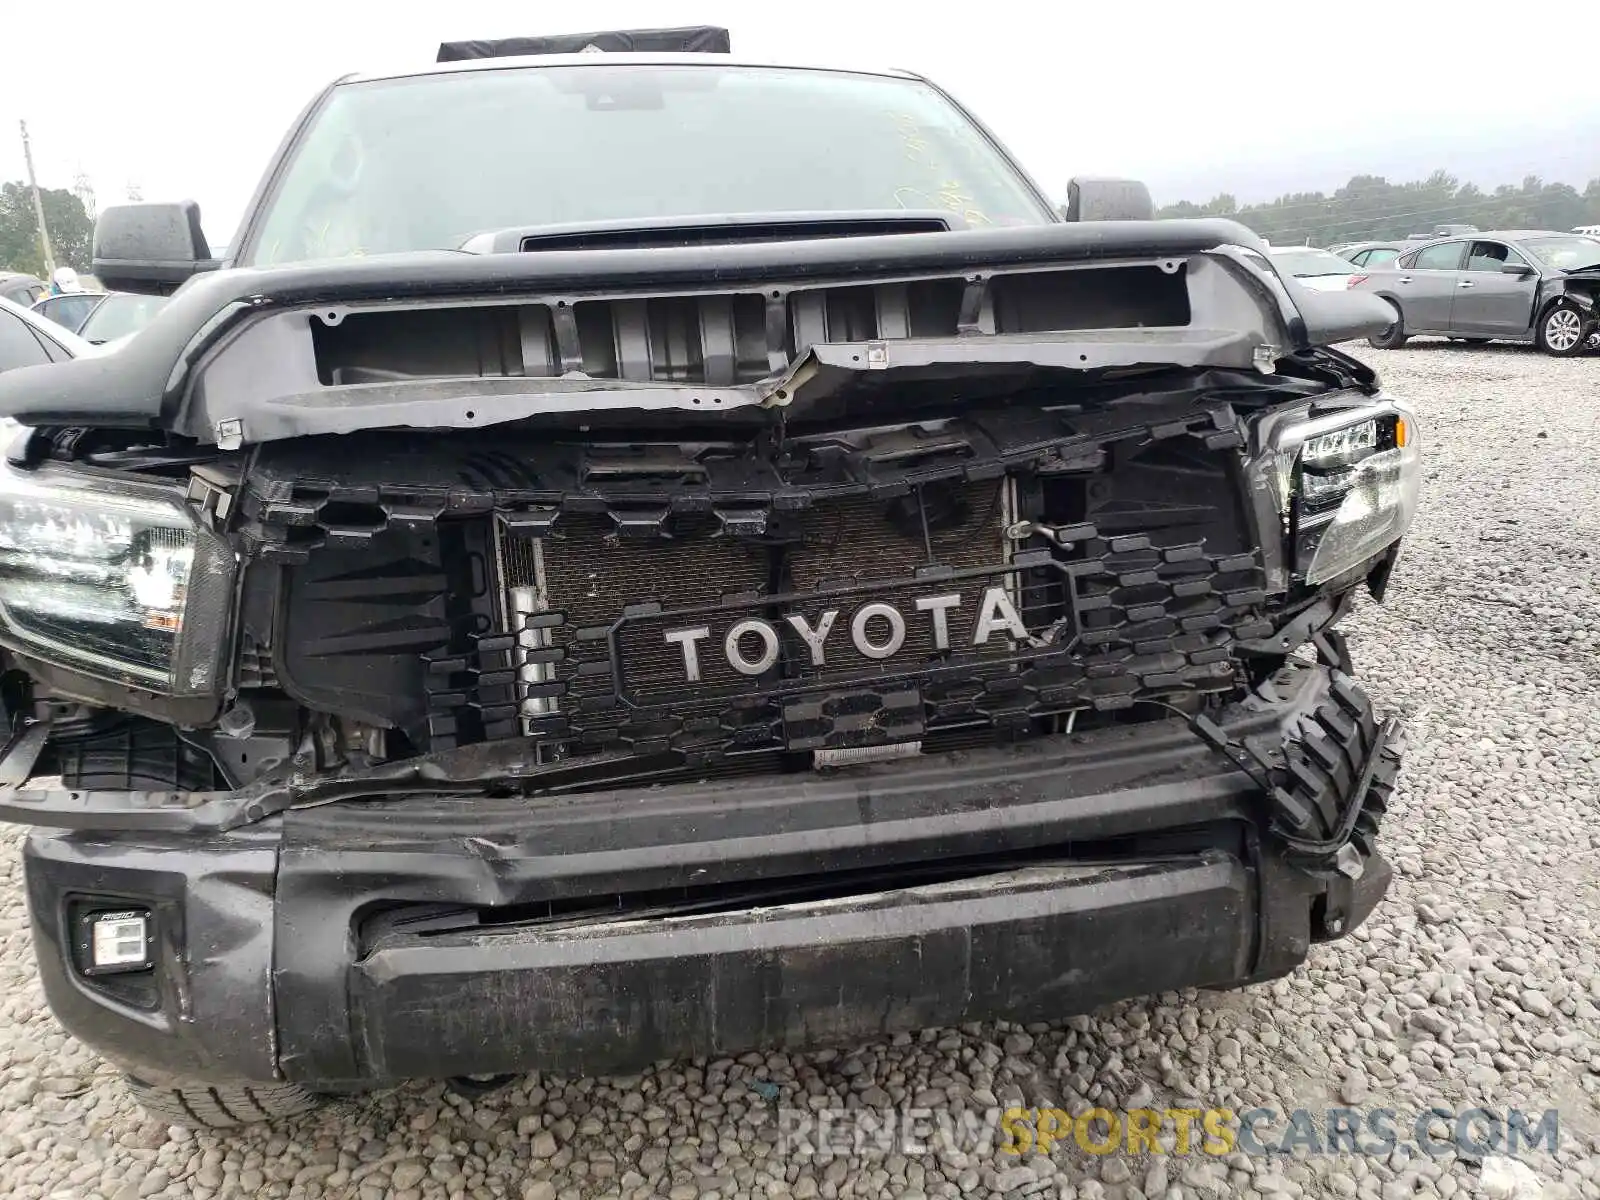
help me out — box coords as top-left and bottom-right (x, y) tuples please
(342, 53), (923, 86)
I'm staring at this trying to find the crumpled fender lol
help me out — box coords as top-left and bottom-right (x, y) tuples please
(1541, 278), (1597, 316)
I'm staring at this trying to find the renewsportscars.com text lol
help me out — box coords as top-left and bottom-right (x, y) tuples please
(775, 1105), (1562, 1160)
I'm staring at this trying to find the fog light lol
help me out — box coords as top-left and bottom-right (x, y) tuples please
(80, 909), (153, 974)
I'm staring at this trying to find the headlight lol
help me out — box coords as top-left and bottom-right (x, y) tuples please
(0, 460), (234, 695)
(1257, 399), (1421, 587)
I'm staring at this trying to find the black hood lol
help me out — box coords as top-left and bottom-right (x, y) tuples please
(0, 219), (1389, 443)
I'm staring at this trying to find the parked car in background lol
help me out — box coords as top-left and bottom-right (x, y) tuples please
(0, 298), (97, 446)
(0, 295), (93, 373)
(32, 290), (169, 343)
(1353, 230), (1600, 355)
(30, 290), (109, 334)
(1575, 225), (1600, 238)
(1335, 241), (1405, 267)
(0, 272), (47, 308)
(1267, 245), (1361, 290)
(73, 291), (169, 345)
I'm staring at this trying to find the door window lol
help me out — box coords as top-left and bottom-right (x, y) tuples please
(1465, 242), (1530, 272)
(1409, 241), (1466, 270)
(33, 293), (103, 331)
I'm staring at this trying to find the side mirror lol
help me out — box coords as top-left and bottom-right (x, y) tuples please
(1063, 177), (1155, 222)
(1500, 261), (1535, 276)
(92, 201), (217, 296)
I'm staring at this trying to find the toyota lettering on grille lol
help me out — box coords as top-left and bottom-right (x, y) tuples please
(662, 586), (1031, 682)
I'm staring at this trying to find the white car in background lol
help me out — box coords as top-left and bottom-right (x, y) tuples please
(1267, 245), (1362, 291)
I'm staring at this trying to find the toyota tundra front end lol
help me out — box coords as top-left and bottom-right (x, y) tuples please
(0, 37), (1417, 1126)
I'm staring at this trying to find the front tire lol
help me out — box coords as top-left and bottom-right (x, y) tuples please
(1536, 302), (1588, 356)
(1368, 304), (1408, 349)
(124, 1076), (324, 1128)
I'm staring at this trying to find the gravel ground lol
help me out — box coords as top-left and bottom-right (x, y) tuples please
(0, 339), (1597, 1200)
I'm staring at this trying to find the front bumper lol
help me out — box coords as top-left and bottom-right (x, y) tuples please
(20, 662), (1396, 1090)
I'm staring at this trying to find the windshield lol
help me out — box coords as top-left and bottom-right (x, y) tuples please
(244, 64), (1052, 266)
(1270, 248), (1356, 277)
(77, 293), (169, 344)
(1522, 236), (1600, 270)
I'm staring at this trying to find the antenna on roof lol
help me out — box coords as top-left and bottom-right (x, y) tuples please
(437, 26), (730, 62)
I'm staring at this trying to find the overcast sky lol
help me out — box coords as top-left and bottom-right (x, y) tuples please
(6, 0), (1599, 247)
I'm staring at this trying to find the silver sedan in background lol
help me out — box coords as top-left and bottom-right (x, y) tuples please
(1352, 230), (1600, 356)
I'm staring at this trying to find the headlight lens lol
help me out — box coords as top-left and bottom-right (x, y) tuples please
(1260, 401), (1421, 587)
(1301, 419), (1377, 465)
(0, 460), (233, 694)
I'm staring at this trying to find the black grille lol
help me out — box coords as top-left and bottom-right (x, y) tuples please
(249, 397), (1270, 768)
(786, 483), (1011, 679)
(508, 513), (772, 705)
(468, 476), (1267, 764)
(497, 482), (1017, 755)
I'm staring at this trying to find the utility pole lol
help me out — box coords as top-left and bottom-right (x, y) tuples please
(19, 120), (56, 277)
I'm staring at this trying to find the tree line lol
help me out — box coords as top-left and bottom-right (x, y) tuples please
(1158, 171), (1600, 246)
(0, 183), (93, 277)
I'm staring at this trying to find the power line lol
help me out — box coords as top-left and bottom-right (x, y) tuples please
(1272, 196), (1598, 241)
(72, 169), (96, 222)
(1163, 194), (1599, 245)
(1167, 186), (1598, 225)
(1160, 169), (1600, 223)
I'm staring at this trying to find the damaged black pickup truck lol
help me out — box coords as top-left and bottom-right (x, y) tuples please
(0, 32), (1418, 1127)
